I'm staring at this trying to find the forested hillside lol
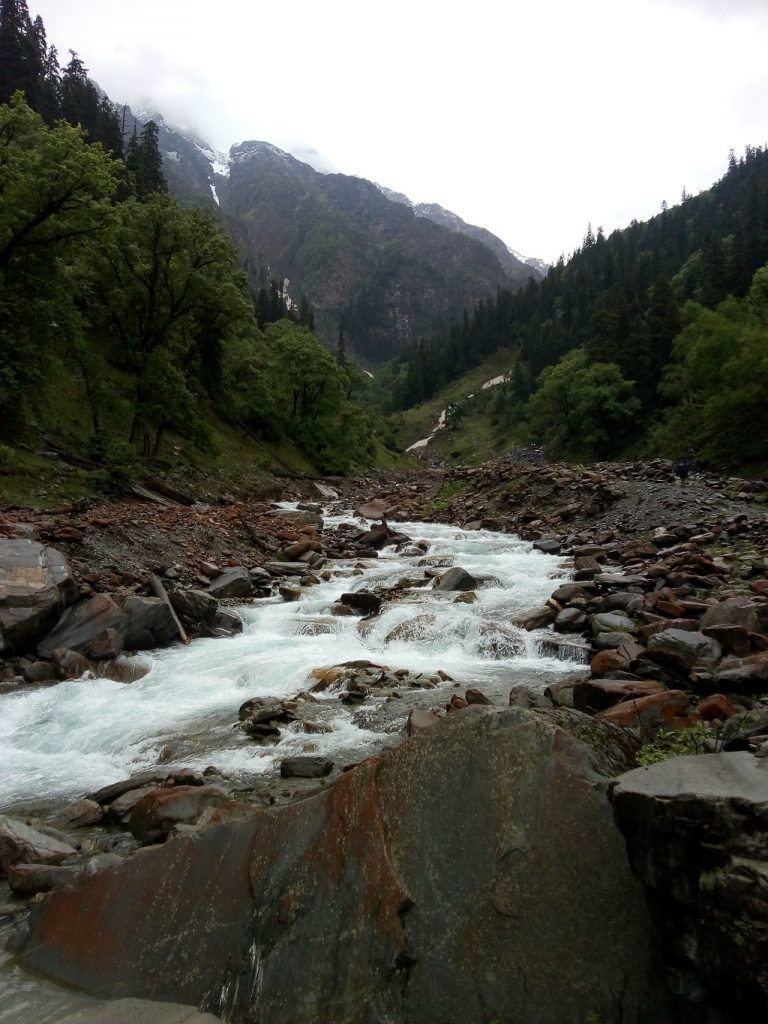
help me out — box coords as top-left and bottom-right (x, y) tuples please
(0, 1), (387, 498)
(385, 145), (768, 468)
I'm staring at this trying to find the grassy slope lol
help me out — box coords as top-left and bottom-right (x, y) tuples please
(392, 350), (521, 465)
(0, 349), (408, 508)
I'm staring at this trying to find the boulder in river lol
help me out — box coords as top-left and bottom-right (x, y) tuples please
(432, 566), (478, 592)
(279, 756), (333, 779)
(513, 605), (558, 630)
(204, 567), (253, 600)
(356, 498), (392, 520)
(38, 593), (180, 659)
(339, 590), (382, 614)
(15, 707), (670, 1023)
(169, 589), (219, 627)
(554, 607), (587, 633)
(532, 537), (562, 554)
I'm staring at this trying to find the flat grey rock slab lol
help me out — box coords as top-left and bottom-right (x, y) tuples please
(614, 750), (768, 805)
(54, 998), (219, 1023)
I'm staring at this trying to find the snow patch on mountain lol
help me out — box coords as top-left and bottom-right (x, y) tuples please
(509, 248), (550, 277)
(197, 143), (230, 178)
(233, 140), (294, 165)
(376, 184), (414, 207)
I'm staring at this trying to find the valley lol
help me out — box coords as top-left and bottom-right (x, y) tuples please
(1, 2), (768, 1020)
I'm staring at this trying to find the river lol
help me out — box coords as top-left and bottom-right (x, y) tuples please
(0, 511), (583, 1021)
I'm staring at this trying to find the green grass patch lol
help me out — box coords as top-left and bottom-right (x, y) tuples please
(395, 351), (520, 449)
(421, 478), (468, 516)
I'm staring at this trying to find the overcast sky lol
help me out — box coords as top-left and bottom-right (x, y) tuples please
(30, 0), (768, 262)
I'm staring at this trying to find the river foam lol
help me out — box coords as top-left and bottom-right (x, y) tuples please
(0, 515), (582, 811)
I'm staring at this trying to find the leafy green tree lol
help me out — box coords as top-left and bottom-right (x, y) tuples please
(652, 266), (768, 465)
(84, 195), (253, 456)
(261, 320), (372, 470)
(265, 321), (347, 421)
(0, 96), (120, 422)
(525, 348), (641, 457)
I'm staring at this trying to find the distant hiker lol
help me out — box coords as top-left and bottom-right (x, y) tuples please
(675, 458), (690, 486)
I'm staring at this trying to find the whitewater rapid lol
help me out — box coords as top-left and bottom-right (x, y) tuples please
(0, 514), (583, 813)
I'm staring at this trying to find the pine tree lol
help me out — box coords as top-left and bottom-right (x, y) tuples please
(126, 120), (167, 199)
(60, 51), (100, 137)
(0, 0), (43, 106)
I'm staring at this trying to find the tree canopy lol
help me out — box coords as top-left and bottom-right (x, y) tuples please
(0, 96), (120, 415)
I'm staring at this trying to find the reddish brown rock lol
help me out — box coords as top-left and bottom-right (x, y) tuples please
(655, 599), (688, 619)
(598, 690), (691, 729)
(573, 679), (666, 714)
(590, 649), (630, 678)
(447, 694), (469, 712)
(14, 708), (668, 1023)
(465, 687), (493, 705)
(697, 694), (740, 722)
(284, 540), (319, 560)
(51, 648), (93, 679)
(85, 627), (124, 661)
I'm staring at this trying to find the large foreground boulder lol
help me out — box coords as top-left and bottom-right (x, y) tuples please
(52, 997), (219, 1023)
(612, 752), (768, 1019)
(0, 540), (78, 652)
(13, 707), (669, 1023)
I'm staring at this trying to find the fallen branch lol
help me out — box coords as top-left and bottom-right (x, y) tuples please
(148, 573), (189, 645)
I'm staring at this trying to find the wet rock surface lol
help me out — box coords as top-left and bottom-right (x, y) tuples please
(612, 753), (768, 1018)
(14, 707), (670, 1024)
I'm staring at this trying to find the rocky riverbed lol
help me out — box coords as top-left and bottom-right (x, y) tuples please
(1, 458), (767, 1023)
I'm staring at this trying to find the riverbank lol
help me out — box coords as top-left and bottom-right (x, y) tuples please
(1, 456), (767, 1022)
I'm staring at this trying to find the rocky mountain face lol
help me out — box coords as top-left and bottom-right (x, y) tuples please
(218, 141), (534, 361)
(411, 201), (547, 280)
(137, 115), (543, 362)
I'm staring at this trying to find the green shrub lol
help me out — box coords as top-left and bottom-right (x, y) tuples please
(636, 721), (714, 766)
(94, 438), (139, 492)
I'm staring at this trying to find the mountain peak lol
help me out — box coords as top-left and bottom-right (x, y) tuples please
(231, 139), (295, 164)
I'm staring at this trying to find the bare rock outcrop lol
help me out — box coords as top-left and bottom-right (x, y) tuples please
(612, 752), (768, 1019)
(0, 540), (78, 652)
(15, 707), (669, 1023)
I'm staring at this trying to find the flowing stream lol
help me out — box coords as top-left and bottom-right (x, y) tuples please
(0, 512), (584, 1021)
